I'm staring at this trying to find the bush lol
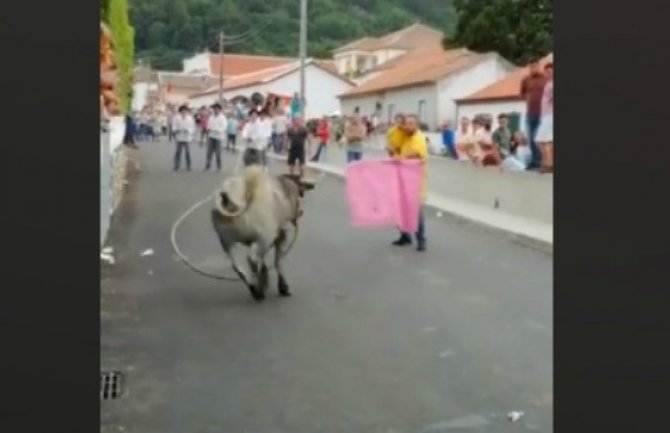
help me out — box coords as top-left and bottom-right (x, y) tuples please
(106, 0), (135, 114)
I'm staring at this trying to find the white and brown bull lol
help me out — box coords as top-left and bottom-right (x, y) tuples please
(211, 166), (315, 301)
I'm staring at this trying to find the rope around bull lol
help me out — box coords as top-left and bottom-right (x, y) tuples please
(170, 147), (301, 282)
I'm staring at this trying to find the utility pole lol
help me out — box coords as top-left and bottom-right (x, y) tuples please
(218, 30), (225, 104)
(299, 0), (308, 122)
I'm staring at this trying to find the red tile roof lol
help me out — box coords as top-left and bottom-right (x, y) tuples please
(208, 53), (297, 77)
(339, 48), (485, 98)
(334, 23), (443, 54)
(457, 53), (553, 103)
(190, 60), (353, 98)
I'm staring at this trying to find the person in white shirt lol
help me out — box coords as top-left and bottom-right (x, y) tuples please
(241, 109), (268, 167)
(205, 103), (227, 171)
(172, 105), (195, 171)
(259, 109), (274, 152)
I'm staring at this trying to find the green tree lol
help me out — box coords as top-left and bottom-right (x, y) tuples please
(446, 0), (552, 65)
(108, 0), (135, 113)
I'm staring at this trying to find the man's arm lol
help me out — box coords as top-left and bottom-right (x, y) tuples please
(520, 76), (528, 98)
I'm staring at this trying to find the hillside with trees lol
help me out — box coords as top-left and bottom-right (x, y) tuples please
(128, 0), (552, 71)
(129, 0), (459, 70)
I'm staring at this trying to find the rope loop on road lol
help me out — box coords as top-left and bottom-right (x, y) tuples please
(170, 188), (300, 282)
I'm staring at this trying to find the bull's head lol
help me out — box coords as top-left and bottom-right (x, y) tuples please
(279, 174), (318, 220)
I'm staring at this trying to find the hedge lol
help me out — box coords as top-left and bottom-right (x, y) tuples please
(104, 0), (134, 114)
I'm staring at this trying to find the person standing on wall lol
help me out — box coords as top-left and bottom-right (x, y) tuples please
(172, 105), (195, 171)
(520, 57), (548, 170)
(390, 114), (429, 252)
(204, 103), (227, 171)
(344, 112), (366, 163)
(535, 62), (554, 173)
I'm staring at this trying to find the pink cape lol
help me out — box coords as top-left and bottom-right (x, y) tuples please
(345, 159), (423, 233)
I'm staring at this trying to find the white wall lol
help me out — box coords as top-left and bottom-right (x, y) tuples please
(386, 85), (438, 126)
(339, 84), (438, 128)
(340, 94), (383, 118)
(437, 55), (516, 126)
(188, 63), (353, 119)
(182, 52), (211, 74)
(456, 99), (527, 128)
(270, 64), (353, 118)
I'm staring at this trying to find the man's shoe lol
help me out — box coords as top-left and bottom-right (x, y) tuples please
(392, 235), (412, 246)
(416, 242), (427, 252)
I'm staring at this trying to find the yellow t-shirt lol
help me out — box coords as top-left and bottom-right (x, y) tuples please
(398, 130), (428, 202)
(387, 126), (406, 155)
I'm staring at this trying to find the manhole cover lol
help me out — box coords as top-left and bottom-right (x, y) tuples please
(100, 371), (123, 400)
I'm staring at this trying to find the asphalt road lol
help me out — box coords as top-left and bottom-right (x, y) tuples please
(101, 140), (552, 433)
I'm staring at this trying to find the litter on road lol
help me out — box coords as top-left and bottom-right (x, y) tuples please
(100, 252), (115, 265)
(140, 248), (154, 257)
(102, 246), (114, 255)
(507, 411), (525, 422)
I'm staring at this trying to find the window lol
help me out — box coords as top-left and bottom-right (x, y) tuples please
(388, 104), (395, 123)
(418, 100), (427, 123)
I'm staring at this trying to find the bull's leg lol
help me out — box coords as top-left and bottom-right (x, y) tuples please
(274, 229), (291, 297)
(246, 244), (269, 301)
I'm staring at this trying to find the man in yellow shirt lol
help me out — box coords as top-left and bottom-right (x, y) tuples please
(386, 113), (406, 156)
(390, 114), (428, 252)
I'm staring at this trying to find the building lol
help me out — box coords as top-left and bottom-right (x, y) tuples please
(455, 53), (554, 130)
(338, 47), (516, 130)
(188, 59), (354, 119)
(131, 66), (159, 112)
(332, 23), (444, 84)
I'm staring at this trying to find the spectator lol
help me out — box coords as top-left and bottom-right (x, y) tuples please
(457, 117), (485, 165)
(205, 103), (227, 171)
(199, 107), (210, 147)
(311, 115), (330, 162)
(241, 109), (267, 167)
(440, 120), (457, 159)
(512, 130), (532, 169)
(286, 117), (309, 178)
(536, 62), (554, 173)
(520, 57), (548, 170)
(344, 112), (366, 163)
(455, 117), (473, 161)
(290, 92), (301, 120)
(479, 121), (500, 167)
(226, 112), (238, 153)
(271, 109), (288, 154)
(493, 114), (526, 171)
(390, 114), (429, 252)
(172, 105), (195, 171)
(259, 109), (274, 152)
(122, 113), (138, 149)
(386, 113), (406, 156)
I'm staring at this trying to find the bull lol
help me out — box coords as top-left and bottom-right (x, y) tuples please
(211, 165), (315, 301)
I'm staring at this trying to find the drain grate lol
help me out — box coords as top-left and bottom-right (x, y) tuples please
(100, 371), (123, 400)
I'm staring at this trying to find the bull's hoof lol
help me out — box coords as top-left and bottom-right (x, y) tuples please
(248, 286), (265, 301)
(278, 280), (292, 297)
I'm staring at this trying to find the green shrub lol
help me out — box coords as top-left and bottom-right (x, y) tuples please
(107, 0), (135, 114)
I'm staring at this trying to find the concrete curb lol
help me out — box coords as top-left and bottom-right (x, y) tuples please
(265, 149), (553, 255)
